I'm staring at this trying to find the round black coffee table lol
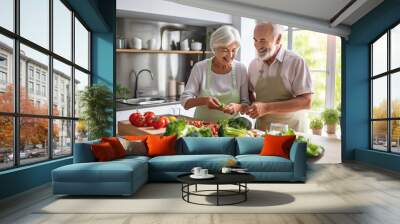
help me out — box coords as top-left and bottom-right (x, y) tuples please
(177, 173), (255, 206)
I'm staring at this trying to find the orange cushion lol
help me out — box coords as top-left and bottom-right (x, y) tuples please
(260, 134), (296, 159)
(123, 135), (149, 141)
(91, 142), (118, 161)
(101, 137), (126, 158)
(146, 135), (177, 157)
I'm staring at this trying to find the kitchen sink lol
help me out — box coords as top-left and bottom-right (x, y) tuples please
(118, 97), (166, 105)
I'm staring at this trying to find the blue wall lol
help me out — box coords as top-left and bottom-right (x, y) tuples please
(343, 0), (400, 171)
(0, 0), (116, 200)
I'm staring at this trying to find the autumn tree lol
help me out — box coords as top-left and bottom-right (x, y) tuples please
(0, 84), (60, 151)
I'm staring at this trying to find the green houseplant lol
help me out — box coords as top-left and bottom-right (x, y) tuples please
(79, 84), (113, 140)
(309, 118), (323, 135)
(321, 109), (340, 134)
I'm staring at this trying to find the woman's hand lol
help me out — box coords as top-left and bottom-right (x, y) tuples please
(202, 97), (221, 110)
(223, 103), (241, 115)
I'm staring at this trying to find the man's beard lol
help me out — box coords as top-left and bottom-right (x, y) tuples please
(257, 45), (276, 61)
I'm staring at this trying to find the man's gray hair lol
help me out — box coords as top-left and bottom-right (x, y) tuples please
(209, 25), (241, 52)
(256, 22), (283, 38)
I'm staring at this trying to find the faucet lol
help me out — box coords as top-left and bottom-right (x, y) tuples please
(134, 69), (154, 98)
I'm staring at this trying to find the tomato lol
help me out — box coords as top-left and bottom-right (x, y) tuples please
(144, 112), (156, 127)
(152, 116), (166, 129)
(129, 112), (145, 127)
(163, 117), (170, 126)
(144, 111), (155, 118)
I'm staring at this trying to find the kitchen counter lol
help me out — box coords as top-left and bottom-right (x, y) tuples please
(116, 97), (181, 111)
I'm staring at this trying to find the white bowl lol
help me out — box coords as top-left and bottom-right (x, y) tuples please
(190, 42), (202, 51)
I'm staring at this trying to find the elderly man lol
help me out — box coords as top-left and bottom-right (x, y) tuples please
(245, 22), (313, 132)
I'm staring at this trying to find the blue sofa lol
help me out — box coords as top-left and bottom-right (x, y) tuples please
(52, 137), (306, 196)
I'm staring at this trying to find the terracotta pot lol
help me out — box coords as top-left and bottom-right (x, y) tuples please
(326, 124), (337, 134)
(312, 128), (322, 135)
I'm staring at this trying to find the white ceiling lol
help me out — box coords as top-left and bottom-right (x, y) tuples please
(225, 0), (352, 24)
(167, 0), (384, 37)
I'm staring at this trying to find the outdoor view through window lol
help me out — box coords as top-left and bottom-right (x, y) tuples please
(0, 0), (91, 170)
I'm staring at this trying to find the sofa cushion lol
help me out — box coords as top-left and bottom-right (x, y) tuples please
(260, 135), (296, 159)
(236, 155), (293, 172)
(52, 158), (147, 183)
(147, 135), (177, 157)
(149, 154), (235, 172)
(179, 137), (236, 155)
(235, 137), (264, 155)
(91, 142), (118, 161)
(101, 137), (127, 158)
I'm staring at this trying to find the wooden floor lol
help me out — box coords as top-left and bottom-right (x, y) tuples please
(1, 162), (400, 224)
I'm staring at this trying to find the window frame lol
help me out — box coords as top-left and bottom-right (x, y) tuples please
(369, 20), (400, 154)
(0, 0), (92, 171)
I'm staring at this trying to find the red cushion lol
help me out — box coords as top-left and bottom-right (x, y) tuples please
(260, 134), (296, 159)
(101, 137), (126, 158)
(146, 135), (177, 157)
(123, 135), (149, 141)
(91, 142), (118, 161)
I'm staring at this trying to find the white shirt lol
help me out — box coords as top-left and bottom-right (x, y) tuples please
(248, 47), (313, 97)
(180, 59), (250, 108)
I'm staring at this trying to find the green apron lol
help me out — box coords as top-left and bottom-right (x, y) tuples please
(193, 58), (240, 123)
(254, 61), (306, 132)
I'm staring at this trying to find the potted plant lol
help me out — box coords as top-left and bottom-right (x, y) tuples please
(79, 84), (113, 140)
(309, 118), (323, 135)
(116, 83), (130, 100)
(321, 109), (340, 134)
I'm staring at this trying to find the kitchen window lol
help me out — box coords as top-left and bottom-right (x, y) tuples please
(370, 23), (400, 154)
(0, 0), (91, 171)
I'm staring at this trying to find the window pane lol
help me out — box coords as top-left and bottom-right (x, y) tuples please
(372, 77), (387, 119)
(20, 0), (49, 49)
(335, 37), (342, 110)
(0, 0), (14, 31)
(391, 72), (400, 118)
(75, 18), (89, 70)
(53, 119), (72, 158)
(20, 117), (49, 165)
(0, 116), (13, 170)
(74, 69), (89, 118)
(53, 0), (72, 60)
(20, 44), (49, 115)
(53, 59), (72, 117)
(372, 34), (387, 76)
(310, 71), (326, 112)
(0, 35), (14, 112)
(75, 120), (88, 143)
(391, 24), (400, 70)
(372, 121), (388, 151)
(293, 29), (327, 70)
(391, 120), (400, 153)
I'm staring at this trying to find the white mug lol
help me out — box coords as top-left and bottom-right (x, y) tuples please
(200, 169), (208, 176)
(191, 167), (202, 176)
(221, 167), (232, 174)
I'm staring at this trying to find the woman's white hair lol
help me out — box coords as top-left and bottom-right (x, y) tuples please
(209, 25), (241, 52)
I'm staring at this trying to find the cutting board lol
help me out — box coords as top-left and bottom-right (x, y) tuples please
(117, 115), (196, 136)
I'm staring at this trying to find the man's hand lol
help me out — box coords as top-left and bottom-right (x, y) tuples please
(203, 97), (221, 110)
(246, 102), (268, 119)
(223, 103), (241, 115)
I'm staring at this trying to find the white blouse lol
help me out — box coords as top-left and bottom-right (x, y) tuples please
(180, 59), (250, 108)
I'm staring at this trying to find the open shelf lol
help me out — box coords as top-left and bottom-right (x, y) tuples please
(116, 48), (213, 54)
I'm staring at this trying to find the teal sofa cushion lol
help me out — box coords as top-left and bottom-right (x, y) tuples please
(73, 140), (100, 163)
(236, 137), (264, 155)
(179, 137), (236, 155)
(148, 154), (235, 172)
(236, 155), (293, 172)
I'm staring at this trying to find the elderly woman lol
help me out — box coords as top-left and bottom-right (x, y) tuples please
(180, 25), (250, 122)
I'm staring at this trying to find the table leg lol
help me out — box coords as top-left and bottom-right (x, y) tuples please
(217, 184), (219, 206)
